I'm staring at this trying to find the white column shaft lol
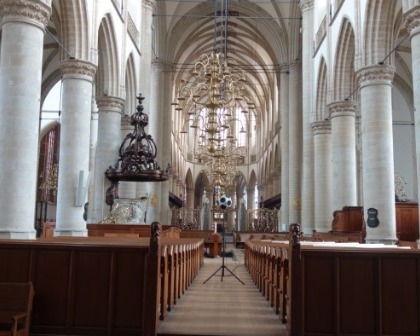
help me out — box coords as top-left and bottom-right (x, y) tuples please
(280, 65), (290, 229)
(358, 65), (397, 243)
(312, 121), (332, 232)
(329, 101), (358, 211)
(406, 7), (420, 242)
(0, 1), (50, 238)
(288, 61), (302, 225)
(90, 97), (123, 223)
(55, 60), (96, 236)
(300, 0), (315, 234)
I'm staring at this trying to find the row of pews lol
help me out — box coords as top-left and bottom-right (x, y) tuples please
(0, 223), (203, 336)
(245, 224), (420, 336)
(159, 237), (204, 321)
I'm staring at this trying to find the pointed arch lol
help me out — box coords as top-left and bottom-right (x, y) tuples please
(316, 57), (328, 120)
(125, 53), (137, 116)
(333, 18), (356, 102)
(195, 171), (210, 208)
(363, 0), (397, 66)
(248, 169), (257, 189)
(57, 0), (91, 60)
(97, 14), (120, 97)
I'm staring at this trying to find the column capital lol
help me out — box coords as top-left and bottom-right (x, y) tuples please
(142, 0), (156, 9)
(288, 60), (301, 72)
(96, 96), (125, 114)
(280, 63), (290, 74)
(328, 100), (357, 118)
(299, 0), (314, 13)
(121, 114), (132, 129)
(0, 0), (51, 29)
(405, 6), (420, 37)
(357, 64), (395, 88)
(311, 120), (331, 135)
(60, 59), (97, 82)
(152, 60), (173, 72)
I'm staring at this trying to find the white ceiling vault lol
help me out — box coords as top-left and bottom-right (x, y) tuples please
(153, 0), (302, 122)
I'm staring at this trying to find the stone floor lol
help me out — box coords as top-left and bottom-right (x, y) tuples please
(157, 245), (289, 336)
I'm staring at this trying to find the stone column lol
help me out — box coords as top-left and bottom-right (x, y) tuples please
(172, 174), (178, 199)
(405, 6), (420, 243)
(0, 0), (51, 238)
(55, 60), (96, 236)
(279, 64), (290, 230)
(90, 96), (124, 223)
(135, 0), (156, 222)
(357, 65), (397, 244)
(288, 61), (303, 226)
(312, 121), (332, 232)
(328, 100), (358, 211)
(87, 105), (98, 223)
(118, 115), (137, 199)
(300, 0), (315, 234)
(186, 187), (195, 208)
(159, 63), (173, 224)
(149, 61), (173, 223)
(246, 187), (255, 210)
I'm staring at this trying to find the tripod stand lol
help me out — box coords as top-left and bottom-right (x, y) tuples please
(203, 208), (244, 285)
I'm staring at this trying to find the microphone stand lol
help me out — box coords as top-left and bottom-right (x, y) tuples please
(203, 207), (244, 285)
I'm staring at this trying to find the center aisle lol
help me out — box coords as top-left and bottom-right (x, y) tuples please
(157, 245), (289, 336)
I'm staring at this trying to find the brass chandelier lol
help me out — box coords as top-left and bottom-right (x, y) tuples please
(173, 51), (252, 191)
(173, 0), (255, 192)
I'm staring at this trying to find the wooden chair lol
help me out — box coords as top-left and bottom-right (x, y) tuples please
(0, 282), (35, 336)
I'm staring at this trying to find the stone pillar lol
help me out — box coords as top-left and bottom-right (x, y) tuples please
(87, 105), (98, 223)
(258, 185), (265, 207)
(186, 187), (194, 208)
(300, 0), (315, 234)
(0, 0), (51, 238)
(357, 65), (397, 244)
(135, 0), (156, 223)
(279, 64), (290, 230)
(328, 100), (358, 211)
(90, 96), (124, 223)
(160, 63), (173, 224)
(172, 174), (178, 199)
(247, 187), (255, 210)
(118, 115), (137, 199)
(288, 61), (303, 225)
(405, 6), (420, 243)
(312, 121), (332, 232)
(55, 60), (96, 236)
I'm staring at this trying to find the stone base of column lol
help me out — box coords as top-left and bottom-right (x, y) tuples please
(365, 238), (398, 245)
(314, 227), (330, 233)
(54, 229), (88, 237)
(0, 231), (37, 239)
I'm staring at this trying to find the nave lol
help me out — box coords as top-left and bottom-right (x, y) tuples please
(157, 245), (288, 336)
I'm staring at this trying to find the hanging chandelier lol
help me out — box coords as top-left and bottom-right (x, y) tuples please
(173, 0), (256, 192)
(175, 51), (252, 153)
(173, 51), (252, 191)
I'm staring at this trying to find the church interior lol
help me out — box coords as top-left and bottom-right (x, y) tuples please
(1, 0), (420, 335)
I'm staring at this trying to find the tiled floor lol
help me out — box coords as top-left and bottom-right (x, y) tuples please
(157, 245), (289, 336)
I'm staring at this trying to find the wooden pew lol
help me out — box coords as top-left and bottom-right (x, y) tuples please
(87, 223), (172, 237)
(235, 231), (289, 248)
(158, 238), (204, 321)
(0, 282), (35, 336)
(245, 228), (420, 335)
(0, 223), (163, 336)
